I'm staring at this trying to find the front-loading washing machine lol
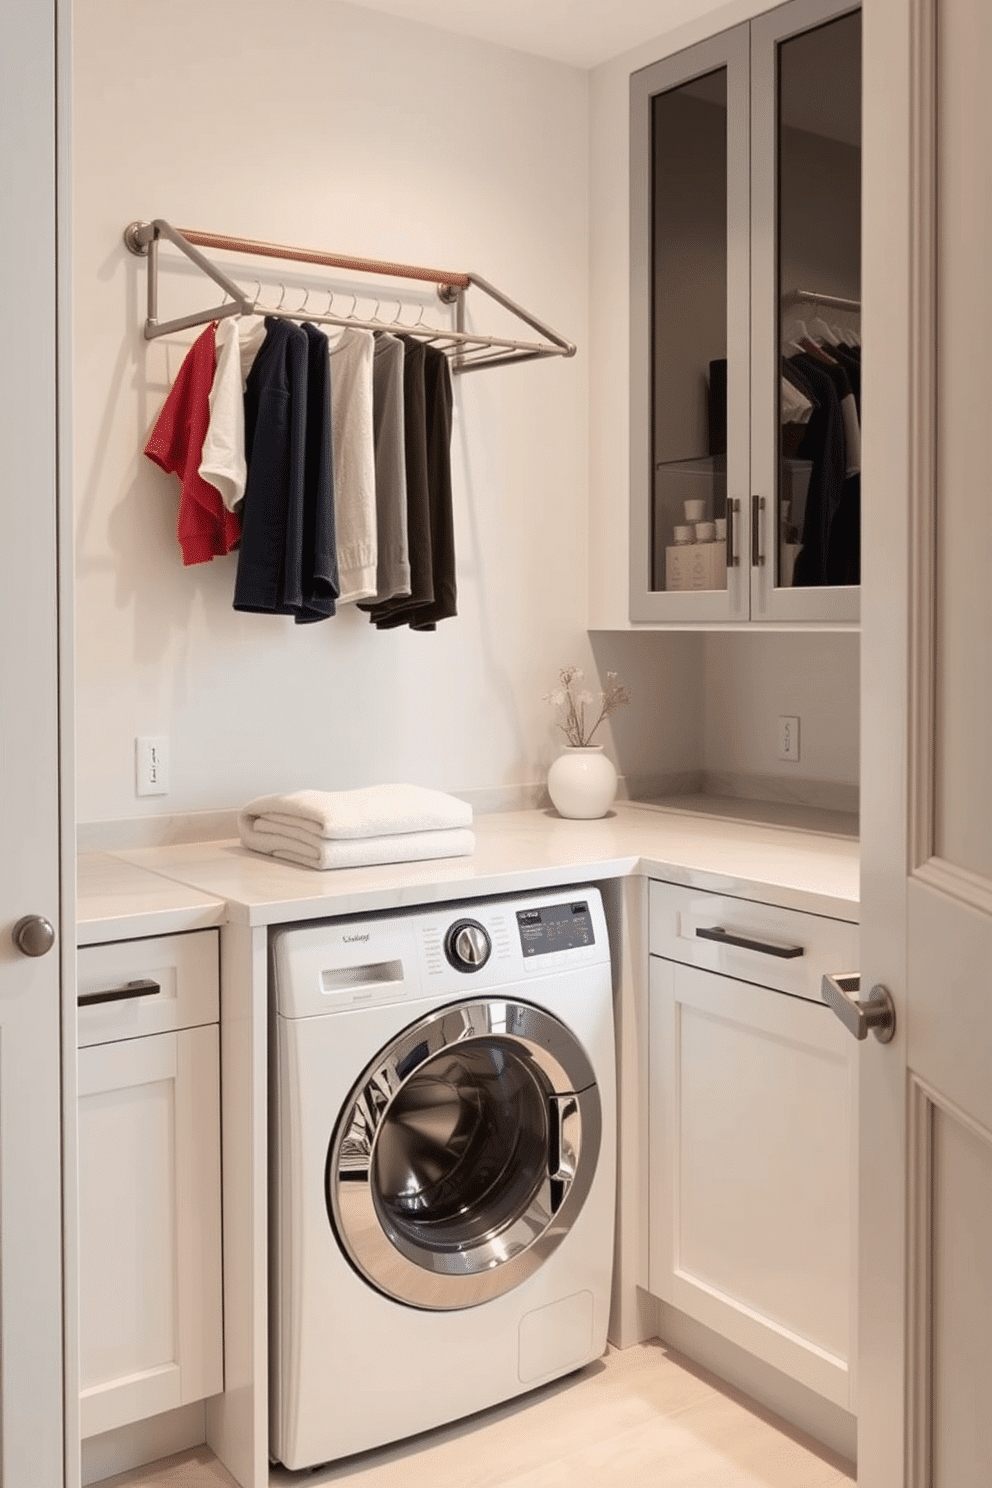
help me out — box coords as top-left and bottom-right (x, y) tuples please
(268, 886), (616, 1470)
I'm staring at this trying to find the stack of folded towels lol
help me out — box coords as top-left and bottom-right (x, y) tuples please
(238, 783), (474, 870)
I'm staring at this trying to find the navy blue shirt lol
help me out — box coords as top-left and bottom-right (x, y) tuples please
(295, 323), (339, 623)
(234, 318), (309, 614)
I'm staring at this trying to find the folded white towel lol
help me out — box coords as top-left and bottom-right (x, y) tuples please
(239, 784), (472, 843)
(239, 820), (475, 871)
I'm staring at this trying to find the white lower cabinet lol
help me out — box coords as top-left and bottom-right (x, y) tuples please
(648, 882), (859, 1412)
(77, 932), (224, 1440)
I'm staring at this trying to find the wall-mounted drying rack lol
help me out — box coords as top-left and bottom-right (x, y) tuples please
(123, 219), (576, 374)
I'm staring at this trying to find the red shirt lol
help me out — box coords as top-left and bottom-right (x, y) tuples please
(144, 323), (241, 565)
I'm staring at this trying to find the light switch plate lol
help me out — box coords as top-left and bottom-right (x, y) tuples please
(136, 735), (169, 795)
(778, 715), (800, 763)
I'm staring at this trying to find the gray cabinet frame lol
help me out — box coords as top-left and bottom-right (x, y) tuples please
(629, 0), (862, 628)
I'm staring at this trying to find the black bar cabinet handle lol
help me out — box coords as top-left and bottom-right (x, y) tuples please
(78, 977), (161, 1008)
(751, 494), (765, 567)
(695, 925), (804, 960)
(727, 497), (739, 568)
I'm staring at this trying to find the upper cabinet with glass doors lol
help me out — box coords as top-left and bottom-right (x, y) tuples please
(630, 0), (862, 626)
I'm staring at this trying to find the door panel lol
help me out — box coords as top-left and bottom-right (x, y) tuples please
(930, 1099), (992, 1482)
(649, 958), (857, 1409)
(900, 3), (992, 1476)
(78, 1026), (223, 1438)
(0, 0), (65, 1482)
(932, 0), (992, 881)
(859, 0), (992, 1481)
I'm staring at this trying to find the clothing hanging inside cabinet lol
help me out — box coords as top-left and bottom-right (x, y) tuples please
(780, 292), (862, 588)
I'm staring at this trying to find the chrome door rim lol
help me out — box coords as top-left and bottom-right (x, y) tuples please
(327, 998), (602, 1311)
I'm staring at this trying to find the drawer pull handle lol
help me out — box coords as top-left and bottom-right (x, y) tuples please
(78, 978), (161, 1008)
(695, 925), (804, 959)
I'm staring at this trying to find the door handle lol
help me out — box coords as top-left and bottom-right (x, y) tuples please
(695, 924), (803, 959)
(821, 973), (896, 1043)
(548, 1094), (579, 1184)
(12, 914), (55, 958)
(548, 1093), (580, 1216)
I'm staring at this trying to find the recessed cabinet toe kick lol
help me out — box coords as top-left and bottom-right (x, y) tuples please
(646, 881), (859, 1415)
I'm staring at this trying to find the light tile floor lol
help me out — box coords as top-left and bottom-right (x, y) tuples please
(100, 1342), (856, 1487)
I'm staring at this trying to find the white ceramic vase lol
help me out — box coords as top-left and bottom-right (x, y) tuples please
(547, 745), (618, 820)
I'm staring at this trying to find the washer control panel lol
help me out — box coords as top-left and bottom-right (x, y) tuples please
(516, 900), (594, 957)
(271, 887), (608, 1016)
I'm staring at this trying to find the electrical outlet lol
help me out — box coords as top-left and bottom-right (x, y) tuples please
(136, 735), (169, 796)
(778, 715), (800, 763)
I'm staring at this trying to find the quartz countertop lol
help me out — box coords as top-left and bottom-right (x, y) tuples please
(77, 851), (227, 945)
(79, 803), (859, 941)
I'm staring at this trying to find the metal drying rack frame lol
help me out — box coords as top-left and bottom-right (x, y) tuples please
(123, 219), (576, 374)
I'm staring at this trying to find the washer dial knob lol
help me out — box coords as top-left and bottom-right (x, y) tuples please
(445, 919), (492, 972)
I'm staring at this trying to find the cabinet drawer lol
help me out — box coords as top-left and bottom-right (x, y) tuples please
(648, 880), (857, 1004)
(77, 930), (219, 1047)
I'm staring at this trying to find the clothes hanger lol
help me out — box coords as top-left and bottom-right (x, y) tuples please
(783, 317), (811, 355)
(810, 312), (842, 346)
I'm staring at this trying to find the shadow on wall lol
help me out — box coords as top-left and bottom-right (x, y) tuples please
(588, 628), (860, 808)
(588, 631), (705, 797)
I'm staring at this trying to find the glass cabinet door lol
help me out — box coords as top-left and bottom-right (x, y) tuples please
(750, 0), (862, 623)
(630, 26), (751, 624)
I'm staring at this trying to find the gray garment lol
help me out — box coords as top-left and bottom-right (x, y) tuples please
(368, 333), (410, 604)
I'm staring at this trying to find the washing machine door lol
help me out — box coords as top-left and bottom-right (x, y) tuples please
(327, 999), (602, 1311)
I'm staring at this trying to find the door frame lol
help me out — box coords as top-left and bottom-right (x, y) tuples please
(858, 0), (933, 1479)
(56, 0), (80, 1482)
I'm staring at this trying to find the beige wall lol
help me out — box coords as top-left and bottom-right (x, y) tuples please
(703, 632), (860, 787)
(73, 0), (861, 828)
(73, 0), (591, 824)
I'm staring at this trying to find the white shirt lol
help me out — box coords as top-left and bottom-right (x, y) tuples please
(198, 317), (266, 511)
(327, 327), (377, 603)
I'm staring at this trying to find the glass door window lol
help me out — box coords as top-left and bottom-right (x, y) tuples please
(630, 25), (750, 625)
(776, 10), (862, 594)
(750, 0), (862, 623)
(651, 70), (729, 597)
(328, 999), (602, 1311)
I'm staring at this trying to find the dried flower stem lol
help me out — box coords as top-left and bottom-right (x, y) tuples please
(544, 666), (632, 748)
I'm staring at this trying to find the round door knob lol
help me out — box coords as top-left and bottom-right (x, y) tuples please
(12, 915), (56, 958)
(444, 919), (492, 972)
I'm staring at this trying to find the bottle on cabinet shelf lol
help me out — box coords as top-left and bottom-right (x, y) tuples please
(665, 495), (728, 592)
